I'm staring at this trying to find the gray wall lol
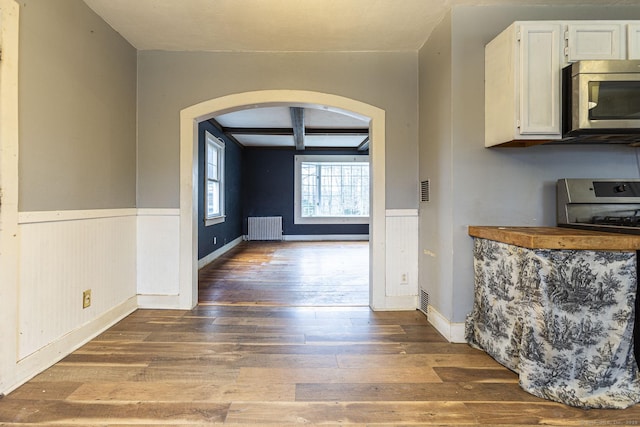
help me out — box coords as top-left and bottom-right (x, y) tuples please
(18, 0), (640, 324)
(137, 51), (419, 209)
(418, 11), (454, 325)
(18, 0), (137, 211)
(419, 5), (640, 323)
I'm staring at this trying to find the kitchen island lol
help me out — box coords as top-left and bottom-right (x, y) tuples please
(466, 226), (640, 409)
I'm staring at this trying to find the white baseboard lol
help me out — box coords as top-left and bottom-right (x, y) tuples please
(8, 296), (137, 395)
(137, 294), (182, 309)
(282, 234), (369, 241)
(370, 295), (418, 311)
(198, 236), (244, 269)
(427, 305), (466, 343)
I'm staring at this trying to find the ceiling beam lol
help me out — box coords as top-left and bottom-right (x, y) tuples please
(222, 127), (369, 136)
(306, 128), (369, 136)
(223, 127), (292, 135)
(290, 107), (305, 151)
(357, 137), (370, 152)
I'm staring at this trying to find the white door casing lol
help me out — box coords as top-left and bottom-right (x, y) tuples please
(0, 0), (20, 394)
(179, 91), (387, 310)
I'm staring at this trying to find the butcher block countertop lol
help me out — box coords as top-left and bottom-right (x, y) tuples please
(468, 226), (640, 250)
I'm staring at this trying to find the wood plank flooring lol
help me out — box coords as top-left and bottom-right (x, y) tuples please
(198, 241), (369, 306)
(2, 241), (640, 425)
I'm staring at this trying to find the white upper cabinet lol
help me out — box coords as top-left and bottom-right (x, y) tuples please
(485, 20), (640, 147)
(628, 24), (640, 59)
(485, 22), (563, 147)
(565, 23), (624, 62)
(519, 24), (563, 137)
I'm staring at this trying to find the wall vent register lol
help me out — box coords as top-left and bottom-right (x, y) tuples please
(419, 289), (429, 315)
(420, 180), (430, 202)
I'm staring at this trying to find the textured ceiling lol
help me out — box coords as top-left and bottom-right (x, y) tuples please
(82, 0), (640, 53)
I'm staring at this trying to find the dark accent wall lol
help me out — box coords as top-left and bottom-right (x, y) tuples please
(243, 148), (370, 236)
(198, 121), (244, 259)
(198, 127), (369, 260)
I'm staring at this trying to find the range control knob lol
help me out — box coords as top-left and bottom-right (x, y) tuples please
(614, 184), (628, 193)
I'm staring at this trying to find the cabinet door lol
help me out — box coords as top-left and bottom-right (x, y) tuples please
(519, 23), (562, 136)
(565, 23), (624, 61)
(628, 23), (640, 59)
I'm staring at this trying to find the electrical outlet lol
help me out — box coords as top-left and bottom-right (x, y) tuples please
(82, 289), (91, 309)
(401, 273), (408, 284)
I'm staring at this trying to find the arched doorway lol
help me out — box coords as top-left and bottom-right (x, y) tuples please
(178, 90), (386, 309)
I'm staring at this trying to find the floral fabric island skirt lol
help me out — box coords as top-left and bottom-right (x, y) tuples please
(465, 238), (640, 409)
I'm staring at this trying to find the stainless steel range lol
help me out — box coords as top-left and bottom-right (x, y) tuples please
(557, 178), (640, 235)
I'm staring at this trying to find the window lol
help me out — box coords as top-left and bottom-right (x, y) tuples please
(294, 155), (369, 224)
(205, 131), (225, 226)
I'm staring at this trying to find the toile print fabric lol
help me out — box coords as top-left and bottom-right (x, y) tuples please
(465, 238), (640, 409)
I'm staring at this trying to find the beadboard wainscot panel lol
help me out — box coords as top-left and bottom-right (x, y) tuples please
(384, 209), (419, 308)
(137, 209), (181, 308)
(16, 209), (138, 385)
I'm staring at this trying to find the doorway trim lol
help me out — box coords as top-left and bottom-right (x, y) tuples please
(0, 0), (21, 393)
(179, 90), (385, 309)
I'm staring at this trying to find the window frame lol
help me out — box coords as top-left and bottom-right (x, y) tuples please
(204, 131), (225, 226)
(294, 154), (370, 225)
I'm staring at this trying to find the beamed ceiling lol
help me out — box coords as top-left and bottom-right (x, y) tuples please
(210, 106), (370, 150)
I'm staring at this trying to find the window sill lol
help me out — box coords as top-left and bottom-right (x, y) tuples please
(205, 215), (226, 227)
(294, 216), (370, 225)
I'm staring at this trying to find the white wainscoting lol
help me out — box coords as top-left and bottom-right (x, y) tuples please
(385, 209), (419, 305)
(17, 209), (138, 361)
(136, 209), (180, 308)
(6, 208), (185, 394)
(7, 205), (424, 394)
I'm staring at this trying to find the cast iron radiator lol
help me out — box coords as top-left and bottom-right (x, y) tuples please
(247, 216), (283, 241)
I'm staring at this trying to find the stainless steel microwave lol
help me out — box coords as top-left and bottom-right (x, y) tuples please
(562, 60), (640, 138)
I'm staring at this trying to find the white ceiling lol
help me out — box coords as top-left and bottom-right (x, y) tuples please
(83, 0), (443, 52)
(82, 0), (640, 148)
(82, 0), (640, 52)
(216, 107), (368, 128)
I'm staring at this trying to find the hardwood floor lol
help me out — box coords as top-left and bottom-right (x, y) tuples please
(2, 241), (640, 425)
(198, 241), (369, 306)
